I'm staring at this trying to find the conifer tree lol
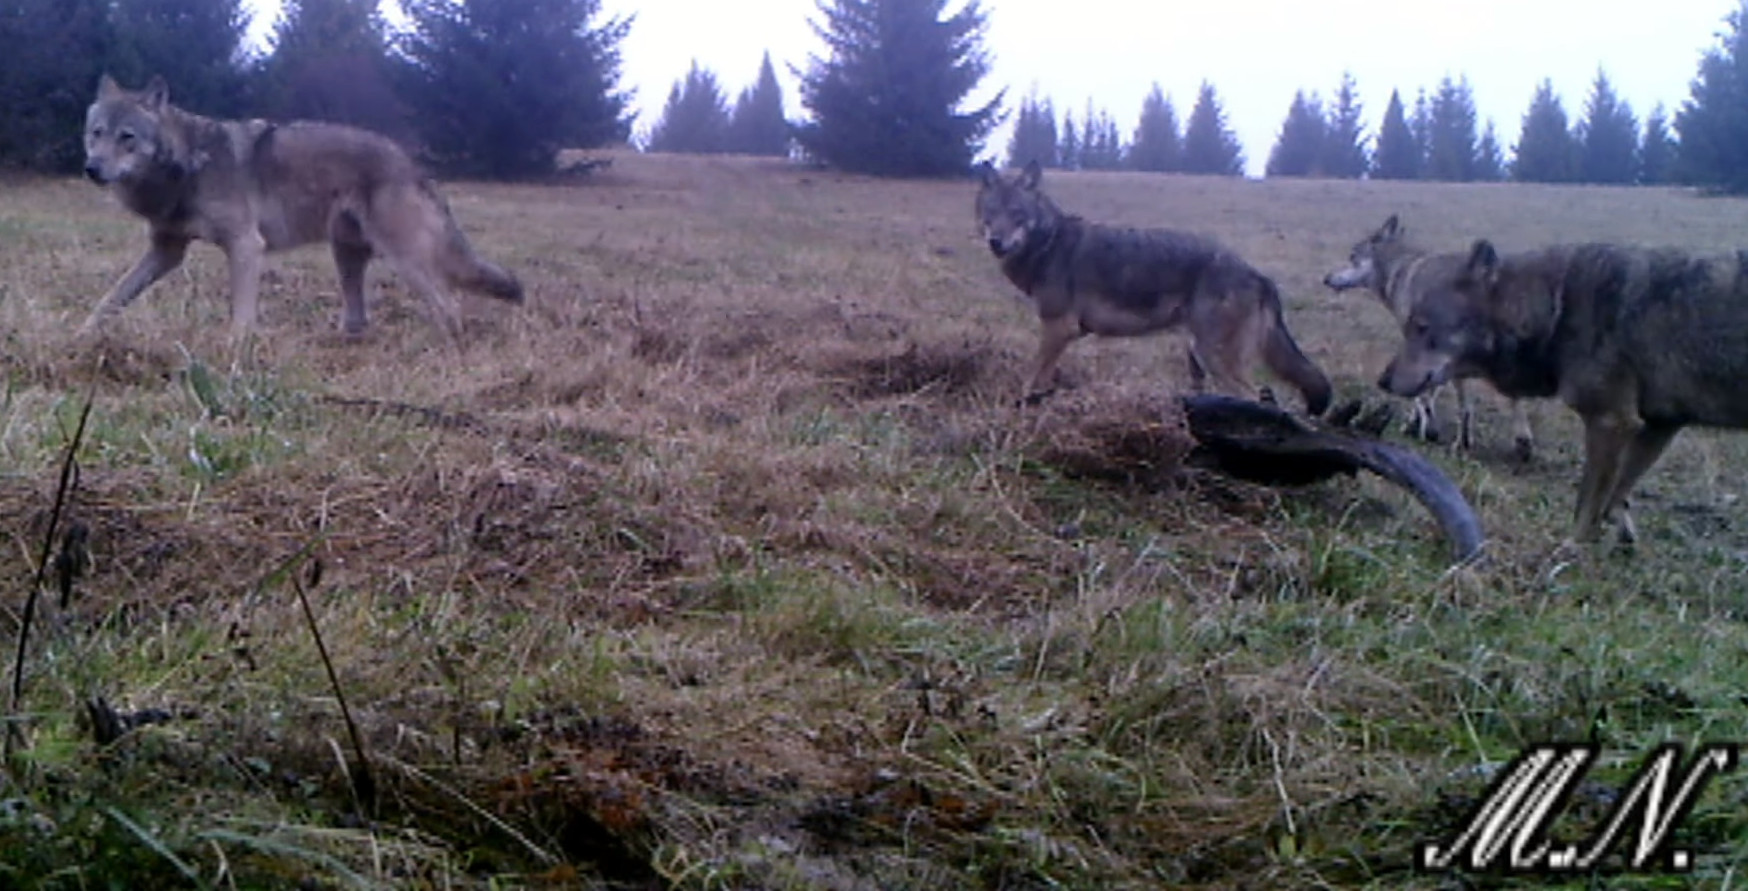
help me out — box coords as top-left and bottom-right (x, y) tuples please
(647, 62), (732, 153)
(399, 0), (632, 177)
(794, 0), (1002, 176)
(1424, 75), (1479, 181)
(1004, 93), (1058, 168)
(1576, 69), (1638, 184)
(1675, 1), (1748, 191)
(1128, 84), (1179, 173)
(1371, 89), (1420, 180)
(726, 52), (791, 156)
(1322, 72), (1368, 178)
(1639, 103), (1677, 185)
(1180, 81), (1244, 176)
(1266, 90), (1326, 178)
(1512, 79), (1578, 183)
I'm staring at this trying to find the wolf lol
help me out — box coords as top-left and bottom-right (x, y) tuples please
(1379, 239), (1748, 543)
(1325, 215), (1534, 459)
(974, 160), (1332, 415)
(80, 75), (524, 340)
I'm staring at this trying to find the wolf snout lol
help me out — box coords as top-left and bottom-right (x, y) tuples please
(987, 237), (1008, 256)
(83, 162), (107, 185)
(1376, 362), (1429, 397)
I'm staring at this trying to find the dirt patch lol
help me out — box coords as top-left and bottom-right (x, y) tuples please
(1029, 394), (1194, 489)
(835, 339), (1001, 402)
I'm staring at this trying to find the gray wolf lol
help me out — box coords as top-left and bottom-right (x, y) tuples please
(1325, 215), (1534, 459)
(1379, 239), (1748, 543)
(81, 75), (523, 339)
(974, 160), (1332, 415)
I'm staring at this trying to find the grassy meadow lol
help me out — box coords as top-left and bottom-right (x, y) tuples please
(1, 151), (1747, 888)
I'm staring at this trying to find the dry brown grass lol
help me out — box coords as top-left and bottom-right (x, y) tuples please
(1, 151), (1746, 888)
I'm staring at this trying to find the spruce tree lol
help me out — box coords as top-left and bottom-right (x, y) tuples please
(1079, 102), (1123, 170)
(399, 0), (632, 177)
(1004, 93), (1056, 168)
(1576, 69), (1638, 184)
(1128, 84), (1179, 173)
(1639, 103), (1677, 185)
(1322, 71), (1368, 178)
(0, 0), (110, 171)
(1512, 79), (1577, 183)
(647, 62), (732, 154)
(1424, 75), (1479, 182)
(1057, 108), (1080, 170)
(1371, 89), (1420, 180)
(260, 0), (402, 134)
(1474, 120), (1506, 181)
(726, 52), (791, 156)
(108, 0), (253, 117)
(1409, 88), (1432, 174)
(1180, 81), (1244, 176)
(793, 0), (1002, 177)
(1265, 90), (1326, 177)
(1675, 1), (1748, 192)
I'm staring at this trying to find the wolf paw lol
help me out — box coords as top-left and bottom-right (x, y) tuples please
(1353, 402), (1397, 437)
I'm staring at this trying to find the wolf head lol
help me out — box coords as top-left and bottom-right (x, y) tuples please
(1378, 239), (1502, 397)
(1324, 214), (1405, 291)
(84, 75), (185, 186)
(974, 159), (1058, 258)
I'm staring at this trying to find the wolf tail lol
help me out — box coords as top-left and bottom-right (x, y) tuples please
(428, 183), (525, 304)
(1260, 282), (1332, 416)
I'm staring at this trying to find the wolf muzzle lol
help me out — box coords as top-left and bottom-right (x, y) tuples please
(1377, 360), (1435, 398)
(83, 162), (107, 185)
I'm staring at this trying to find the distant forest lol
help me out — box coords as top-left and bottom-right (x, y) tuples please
(5, 0), (1748, 191)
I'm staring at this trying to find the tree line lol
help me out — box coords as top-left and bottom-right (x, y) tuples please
(1007, 70), (1683, 186)
(4, 0), (1748, 192)
(0, 0), (634, 178)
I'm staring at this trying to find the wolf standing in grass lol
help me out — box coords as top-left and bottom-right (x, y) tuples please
(1380, 239), (1748, 544)
(1325, 215), (1535, 459)
(975, 161), (1331, 415)
(80, 75), (524, 340)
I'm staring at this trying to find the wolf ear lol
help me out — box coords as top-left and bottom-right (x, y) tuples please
(975, 160), (999, 186)
(1379, 214), (1401, 239)
(97, 74), (122, 99)
(1019, 159), (1043, 190)
(141, 75), (169, 112)
(1465, 239), (1501, 285)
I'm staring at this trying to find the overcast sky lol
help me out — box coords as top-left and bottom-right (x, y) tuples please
(250, 0), (1740, 176)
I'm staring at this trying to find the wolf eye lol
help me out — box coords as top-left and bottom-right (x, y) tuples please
(117, 129), (136, 147)
(89, 125), (105, 139)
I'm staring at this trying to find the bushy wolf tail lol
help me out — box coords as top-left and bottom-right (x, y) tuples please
(1260, 283), (1332, 416)
(427, 183), (525, 304)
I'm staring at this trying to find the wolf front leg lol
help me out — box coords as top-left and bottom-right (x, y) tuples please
(1023, 313), (1082, 404)
(79, 232), (191, 335)
(1572, 412), (1639, 543)
(224, 230), (268, 335)
(1509, 399), (1535, 462)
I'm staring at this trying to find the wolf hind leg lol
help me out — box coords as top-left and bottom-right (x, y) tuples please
(1599, 422), (1680, 545)
(330, 212), (373, 336)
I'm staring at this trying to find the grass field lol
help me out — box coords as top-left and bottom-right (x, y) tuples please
(2, 151), (1747, 888)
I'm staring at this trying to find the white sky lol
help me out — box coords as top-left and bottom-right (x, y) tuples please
(248, 0), (1739, 176)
